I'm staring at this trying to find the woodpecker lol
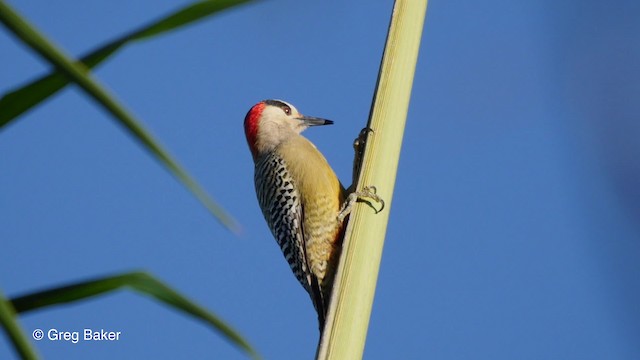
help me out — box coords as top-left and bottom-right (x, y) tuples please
(244, 99), (345, 329)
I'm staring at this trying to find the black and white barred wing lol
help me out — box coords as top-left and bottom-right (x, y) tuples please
(254, 152), (312, 293)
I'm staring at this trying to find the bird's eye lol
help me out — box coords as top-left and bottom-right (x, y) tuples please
(282, 105), (291, 115)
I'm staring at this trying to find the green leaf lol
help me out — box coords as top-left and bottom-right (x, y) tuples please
(0, 290), (39, 360)
(11, 271), (259, 359)
(0, 0), (253, 127)
(0, 0), (244, 233)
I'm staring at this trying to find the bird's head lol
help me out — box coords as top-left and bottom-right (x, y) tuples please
(244, 99), (333, 159)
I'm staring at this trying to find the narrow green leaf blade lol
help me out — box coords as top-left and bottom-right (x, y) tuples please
(0, 290), (39, 360)
(0, 1), (241, 232)
(0, 42), (120, 128)
(130, 0), (253, 41)
(11, 271), (259, 359)
(0, 0), (252, 128)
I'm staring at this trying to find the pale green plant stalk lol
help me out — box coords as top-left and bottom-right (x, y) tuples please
(316, 0), (428, 358)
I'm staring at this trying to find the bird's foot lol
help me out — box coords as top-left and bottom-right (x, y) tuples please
(351, 127), (374, 183)
(353, 127), (374, 156)
(337, 186), (385, 222)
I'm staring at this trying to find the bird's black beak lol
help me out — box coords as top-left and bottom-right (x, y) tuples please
(297, 115), (333, 126)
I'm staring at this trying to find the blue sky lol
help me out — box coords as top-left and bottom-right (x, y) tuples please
(1, 0), (639, 359)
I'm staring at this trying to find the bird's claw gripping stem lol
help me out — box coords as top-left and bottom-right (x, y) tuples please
(337, 185), (385, 222)
(351, 127), (374, 185)
(353, 127), (374, 154)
